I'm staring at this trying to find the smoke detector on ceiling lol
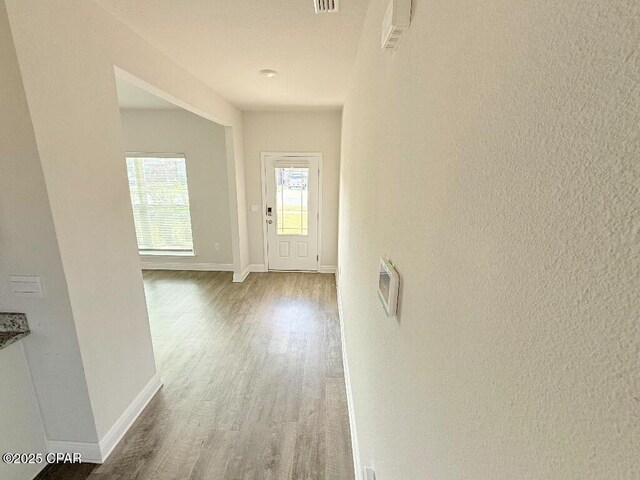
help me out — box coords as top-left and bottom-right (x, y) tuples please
(314, 0), (339, 13)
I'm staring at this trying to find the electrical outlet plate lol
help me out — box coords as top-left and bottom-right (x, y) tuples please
(9, 275), (45, 298)
(364, 467), (376, 480)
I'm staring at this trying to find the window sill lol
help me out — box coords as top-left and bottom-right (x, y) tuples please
(139, 251), (195, 257)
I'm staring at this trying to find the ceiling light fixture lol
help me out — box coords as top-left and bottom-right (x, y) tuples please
(259, 69), (278, 78)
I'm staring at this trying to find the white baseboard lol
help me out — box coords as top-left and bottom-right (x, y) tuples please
(141, 262), (234, 272)
(98, 374), (162, 462)
(46, 374), (162, 464)
(319, 265), (337, 274)
(248, 264), (335, 274)
(336, 284), (362, 479)
(143, 262), (263, 282)
(244, 263), (335, 274)
(231, 263), (266, 282)
(232, 264), (251, 283)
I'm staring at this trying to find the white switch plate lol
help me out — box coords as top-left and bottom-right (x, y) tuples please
(214, 243), (221, 250)
(364, 467), (376, 480)
(9, 275), (45, 298)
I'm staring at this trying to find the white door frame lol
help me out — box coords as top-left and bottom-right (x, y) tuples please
(260, 152), (323, 272)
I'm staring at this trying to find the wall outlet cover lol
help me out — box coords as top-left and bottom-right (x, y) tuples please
(364, 467), (376, 480)
(9, 275), (45, 298)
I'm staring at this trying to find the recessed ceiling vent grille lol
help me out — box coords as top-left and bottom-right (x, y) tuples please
(314, 0), (339, 13)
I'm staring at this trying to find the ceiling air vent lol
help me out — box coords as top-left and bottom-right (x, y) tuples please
(314, 0), (339, 13)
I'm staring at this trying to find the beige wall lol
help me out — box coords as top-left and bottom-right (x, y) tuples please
(0, 343), (47, 480)
(243, 111), (341, 269)
(5, 0), (156, 441)
(120, 109), (234, 267)
(339, 0), (640, 479)
(0, 1), (96, 469)
(4, 0), (249, 443)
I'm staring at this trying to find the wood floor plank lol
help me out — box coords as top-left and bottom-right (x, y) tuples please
(325, 378), (353, 480)
(36, 271), (354, 480)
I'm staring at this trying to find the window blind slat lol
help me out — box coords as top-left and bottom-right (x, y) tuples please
(125, 156), (194, 253)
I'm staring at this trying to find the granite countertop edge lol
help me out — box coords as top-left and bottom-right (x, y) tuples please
(0, 313), (30, 351)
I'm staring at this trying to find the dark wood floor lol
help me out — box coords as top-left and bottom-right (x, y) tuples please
(37, 271), (354, 480)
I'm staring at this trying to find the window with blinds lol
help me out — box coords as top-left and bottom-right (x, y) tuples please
(125, 155), (195, 254)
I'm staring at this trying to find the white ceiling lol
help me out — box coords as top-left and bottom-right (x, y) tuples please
(97, 0), (370, 111)
(116, 77), (179, 109)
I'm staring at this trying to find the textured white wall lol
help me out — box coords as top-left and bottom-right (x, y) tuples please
(120, 109), (234, 266)
(339, 1), (640, 479)
(243, 111), (342, 269)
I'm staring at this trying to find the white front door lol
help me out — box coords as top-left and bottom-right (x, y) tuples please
(264, 155), (320, 271)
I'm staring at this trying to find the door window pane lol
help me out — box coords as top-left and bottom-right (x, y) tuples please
(275, 167), (309, 236)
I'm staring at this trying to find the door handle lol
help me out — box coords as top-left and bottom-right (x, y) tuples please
(267, 220), (273, 224)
